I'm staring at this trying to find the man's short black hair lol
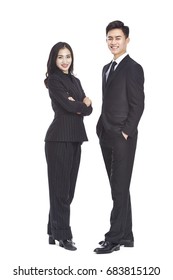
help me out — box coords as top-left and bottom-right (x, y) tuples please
(106, 20), (129, 38)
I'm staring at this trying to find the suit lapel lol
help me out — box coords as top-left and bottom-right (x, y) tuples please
(102, 62), (111, 91)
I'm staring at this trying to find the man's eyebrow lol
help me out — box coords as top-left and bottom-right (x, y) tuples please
(107, 35), (122, 38)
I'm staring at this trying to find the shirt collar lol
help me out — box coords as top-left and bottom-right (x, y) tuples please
(113, 52), (128, 64)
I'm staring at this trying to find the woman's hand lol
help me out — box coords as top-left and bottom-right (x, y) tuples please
(83, 97), (92, 107)
(68, 96), (75, 101)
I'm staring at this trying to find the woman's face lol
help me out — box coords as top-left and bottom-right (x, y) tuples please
(56, 47), (72, 73)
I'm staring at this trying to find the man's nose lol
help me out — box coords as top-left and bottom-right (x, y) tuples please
(111, 38), (117, 43)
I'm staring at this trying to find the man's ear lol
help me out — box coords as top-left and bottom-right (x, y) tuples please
(127, 37), (130, 44)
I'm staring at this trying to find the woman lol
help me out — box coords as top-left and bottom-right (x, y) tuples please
(44, 42), (92, 251)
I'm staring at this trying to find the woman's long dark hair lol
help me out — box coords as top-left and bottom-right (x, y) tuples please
(44, 42), (74, 88)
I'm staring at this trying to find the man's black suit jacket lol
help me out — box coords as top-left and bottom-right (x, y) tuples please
(97, 55), (144, 139)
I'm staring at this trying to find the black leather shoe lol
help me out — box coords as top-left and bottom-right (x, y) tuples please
(59, 240), (77, 251)
(120, 239), (134, 247)
(94, 241), (120, 254)
(49, 235), (56, 245)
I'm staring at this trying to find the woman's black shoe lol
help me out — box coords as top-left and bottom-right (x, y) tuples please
(59, 240), (77, 251)
(49, 235), (56, 245)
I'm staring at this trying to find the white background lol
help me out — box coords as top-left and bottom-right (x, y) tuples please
(0, 0), (173, 279)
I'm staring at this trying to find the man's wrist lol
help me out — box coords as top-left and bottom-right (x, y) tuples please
(122, 131), (128, 140)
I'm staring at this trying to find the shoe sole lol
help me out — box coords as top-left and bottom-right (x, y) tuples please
(120, 242), (134, 247)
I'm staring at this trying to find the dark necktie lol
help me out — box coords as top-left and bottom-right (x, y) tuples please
(107, 61), (117, 81)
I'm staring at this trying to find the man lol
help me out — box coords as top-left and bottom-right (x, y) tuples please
(94, 20), (145, 254)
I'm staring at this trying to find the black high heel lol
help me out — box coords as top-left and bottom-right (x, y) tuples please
(59, 240), (77, 251)
(49, 235), (56, 245)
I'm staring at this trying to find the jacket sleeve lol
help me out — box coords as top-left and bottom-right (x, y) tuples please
(123, 63), (145, 136)
(75, 78), (93, 116)
(48, 76), (92, 116)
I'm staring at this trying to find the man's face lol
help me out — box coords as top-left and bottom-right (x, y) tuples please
(106, 28), (129, 59)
